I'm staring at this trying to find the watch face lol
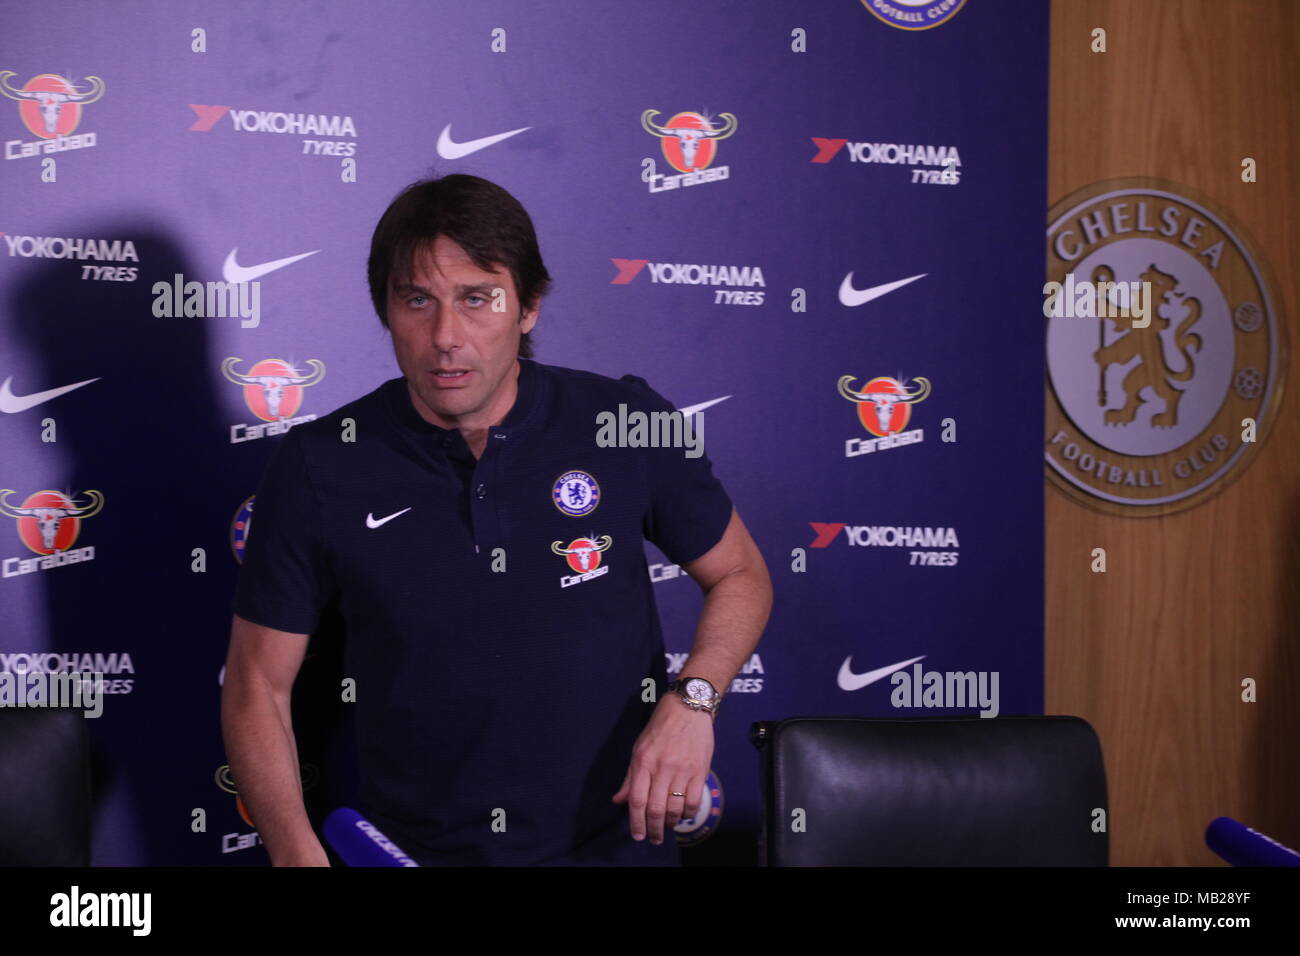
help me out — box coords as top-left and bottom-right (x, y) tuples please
(685, 678), (713, 701)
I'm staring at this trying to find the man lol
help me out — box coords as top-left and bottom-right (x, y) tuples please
(221, 174), (772, 866)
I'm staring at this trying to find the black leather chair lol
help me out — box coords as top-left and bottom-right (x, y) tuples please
(0, 706), (92, 865)
(751, 715), (1108, 866)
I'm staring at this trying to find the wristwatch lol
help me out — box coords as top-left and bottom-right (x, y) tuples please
(667, 677), (722, 718)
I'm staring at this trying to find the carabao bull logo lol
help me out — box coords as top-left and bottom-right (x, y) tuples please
(641, 109), (737, 173)
(222, 357), (325, 421)
(838, 375), (931, 437)
(0, 489), (104, 554)
(551, 535), (612, 574)
(216, 762), (317, 829)
(0, 71), (104, 139)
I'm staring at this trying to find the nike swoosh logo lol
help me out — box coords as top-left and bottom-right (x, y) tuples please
(838, 272), (927, 308)
(436, 123), (531, 159)
(366, 508), (412, 529)
(678, 395), (731, 417)
(837, 654), (926, 692)
(0, 376), (100, 413)
(222, 248), (319, 284)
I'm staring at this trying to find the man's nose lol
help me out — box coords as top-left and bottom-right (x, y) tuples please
(429, 301), (466, 350)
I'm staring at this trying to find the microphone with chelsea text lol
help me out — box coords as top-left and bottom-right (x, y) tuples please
(1205, 816), (1300, 867)
(323, 808), (420, 866)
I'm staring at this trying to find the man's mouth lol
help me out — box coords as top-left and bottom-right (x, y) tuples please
(430, 368), (472, 383)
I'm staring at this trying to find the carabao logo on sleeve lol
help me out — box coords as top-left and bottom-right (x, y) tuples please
(552, 470), (600, 516)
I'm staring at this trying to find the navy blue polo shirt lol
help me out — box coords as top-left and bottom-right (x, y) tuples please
(232, 357), (733, 866)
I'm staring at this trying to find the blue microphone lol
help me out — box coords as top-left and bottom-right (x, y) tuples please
(323, 808), (420, 866)
(1205, 816), (1300, 867)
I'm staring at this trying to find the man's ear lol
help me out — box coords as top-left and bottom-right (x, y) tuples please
(520, 301), (540, 335)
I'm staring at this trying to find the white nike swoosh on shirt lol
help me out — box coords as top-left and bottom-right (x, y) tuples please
(436, 123), (531, 159)
(0, 375), (100, 413)
(838, 272), (927, 307)
(366, 508), (412, 529)
(678, 395), (731, 417)
(837, 654), (926, 692)
(222, 248), (319, 284)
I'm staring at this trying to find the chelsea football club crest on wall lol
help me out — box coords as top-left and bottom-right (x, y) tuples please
(1044, 177), (1286, 515)
(552, 470), (600, 516)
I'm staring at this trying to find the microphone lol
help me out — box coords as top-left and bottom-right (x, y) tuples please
(323, 808), (420, 866)
(1205, 816), (1300, 867)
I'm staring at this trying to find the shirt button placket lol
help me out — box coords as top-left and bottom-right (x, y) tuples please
(471, 446), (493, 556)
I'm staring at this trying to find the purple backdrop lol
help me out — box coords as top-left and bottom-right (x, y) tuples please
(0, 0), (1049, 865)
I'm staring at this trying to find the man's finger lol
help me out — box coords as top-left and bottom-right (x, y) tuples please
(627, 759), (652, 841)
(662, 773), (692, 835)
(680, 775), (703, 823)
(611, 764), (631, 804)
(645, 766), (675, 845)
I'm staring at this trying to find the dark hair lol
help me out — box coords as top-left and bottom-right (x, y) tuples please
(367, 173), (551, 359)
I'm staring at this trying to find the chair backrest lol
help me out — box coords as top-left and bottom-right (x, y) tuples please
(0, 706), (92, 865)
(751, 715), (1108, 866)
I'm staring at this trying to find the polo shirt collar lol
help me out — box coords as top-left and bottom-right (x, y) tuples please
(384, 357), (542, 438)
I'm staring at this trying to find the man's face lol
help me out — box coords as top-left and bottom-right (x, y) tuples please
(387, 234), (538, 430)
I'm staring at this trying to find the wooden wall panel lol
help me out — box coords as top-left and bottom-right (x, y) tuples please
(1046, 0), (1300, 865)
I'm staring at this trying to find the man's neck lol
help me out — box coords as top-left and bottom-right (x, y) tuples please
(408, 359), (521, 457)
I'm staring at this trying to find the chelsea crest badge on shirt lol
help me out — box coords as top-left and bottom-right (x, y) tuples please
(552, 470), (600, 516)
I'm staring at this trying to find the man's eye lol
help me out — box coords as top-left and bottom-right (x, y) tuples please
(466, 294), (486, 306)
(407, 295), (427, 307)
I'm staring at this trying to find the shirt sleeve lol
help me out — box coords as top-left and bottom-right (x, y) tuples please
(622, 374), (734, 567)
(232, 429), (337, 634)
